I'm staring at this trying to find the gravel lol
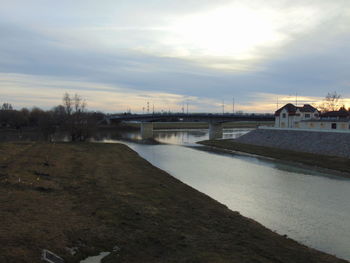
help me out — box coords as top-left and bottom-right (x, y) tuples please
(235, 129), (350, 158)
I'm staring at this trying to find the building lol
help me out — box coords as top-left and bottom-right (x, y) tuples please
(275, 103), (350, 131)
(300, 109), (350, 130)
(274, 103), (320, 128)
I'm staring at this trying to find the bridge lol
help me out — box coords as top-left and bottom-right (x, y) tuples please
(107, 112), (274, 123)
(105, 113), (274, 140)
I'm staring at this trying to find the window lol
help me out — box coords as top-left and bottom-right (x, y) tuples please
(314, 113), (319, 117)
(331, 123), (337, 129)
(282, 113), (286, 118)
(305, 114), (311, 118)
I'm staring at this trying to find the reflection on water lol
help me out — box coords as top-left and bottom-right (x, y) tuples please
(154, 129), (207, 145)
(0, 127), (250, 143)
(105, 128), (350, 261)
(147, 128), (251, 145)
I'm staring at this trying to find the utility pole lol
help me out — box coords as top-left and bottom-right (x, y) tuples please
(186, 102), (189, 114)
(152, 104), (154, 115)
(295, 93), (298, 106)
(232, 97), (235, 114)
(222, 99), (225, 114)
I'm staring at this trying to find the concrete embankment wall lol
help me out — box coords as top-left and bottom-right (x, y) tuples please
(235, 128), (350, 158)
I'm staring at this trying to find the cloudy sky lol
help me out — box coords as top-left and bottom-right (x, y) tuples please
(1, 0), (350, 113)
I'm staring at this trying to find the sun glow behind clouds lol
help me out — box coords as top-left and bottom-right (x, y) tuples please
(152, 4), (324, 70)
(35, 2), (326, 71)
(170, 7), (283, 58)
(165, 6), (286, 59)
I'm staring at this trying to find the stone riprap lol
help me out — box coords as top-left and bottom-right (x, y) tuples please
(235, 129), (350, 158)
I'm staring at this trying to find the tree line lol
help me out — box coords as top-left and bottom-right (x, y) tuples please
(0, 93), (105, 141)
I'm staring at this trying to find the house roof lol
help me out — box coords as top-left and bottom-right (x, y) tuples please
(299, 104), (318, 112)
(275, 103), (318, 116)
(321, 109), (350, 118)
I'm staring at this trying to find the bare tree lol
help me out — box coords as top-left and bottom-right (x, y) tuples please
(62, 93), (86, 115)
(0, 94), (103, 141)
(73, 94), (86, 113)
(1, 103), (13, 111)
(63, 93), (72, 116)
(62, 93), (90, 141)
(318, 92), (342, 113)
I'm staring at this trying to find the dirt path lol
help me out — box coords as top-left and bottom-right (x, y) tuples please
(0, 142), (347, 262)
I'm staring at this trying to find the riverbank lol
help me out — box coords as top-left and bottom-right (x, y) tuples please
(199, 139), (350, 175)
(0, 142), (347, 263)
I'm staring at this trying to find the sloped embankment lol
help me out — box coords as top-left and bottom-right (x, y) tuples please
(199, 129), (350, 174)
(236, 128), (350, 158)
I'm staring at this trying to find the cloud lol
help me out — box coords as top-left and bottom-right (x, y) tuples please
(0, 0), (350, 113)
(0, 73), (204, 112)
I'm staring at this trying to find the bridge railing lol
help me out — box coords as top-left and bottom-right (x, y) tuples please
(108, 113), (274, 120)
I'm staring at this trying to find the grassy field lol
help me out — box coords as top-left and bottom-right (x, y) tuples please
(0, 142), (347, 262)
(199, 139), (350, 175)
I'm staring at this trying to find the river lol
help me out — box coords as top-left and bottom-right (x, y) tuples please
(103, 128), (350, 260)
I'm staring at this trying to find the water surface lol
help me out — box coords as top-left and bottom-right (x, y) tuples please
(104, 129), (350, 260)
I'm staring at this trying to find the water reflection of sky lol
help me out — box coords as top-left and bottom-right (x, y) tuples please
(95, 128), (350, 260)
(98, 128), (350, 261)
(123, 140), (350, 261)
(152, 128), (252, 145)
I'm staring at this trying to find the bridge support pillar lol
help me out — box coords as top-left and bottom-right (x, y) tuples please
(141, 122), (154, 139)
(209, 122), (223, 140)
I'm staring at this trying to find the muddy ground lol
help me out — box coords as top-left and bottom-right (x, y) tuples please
(0, 142), (347, 262)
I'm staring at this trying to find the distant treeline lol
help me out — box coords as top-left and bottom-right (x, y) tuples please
(0, 93), (105, 141)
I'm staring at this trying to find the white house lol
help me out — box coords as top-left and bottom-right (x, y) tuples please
(275, 104), (350, 131)
(274, 103), (320, 128)
(300, 109), (350, 131)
